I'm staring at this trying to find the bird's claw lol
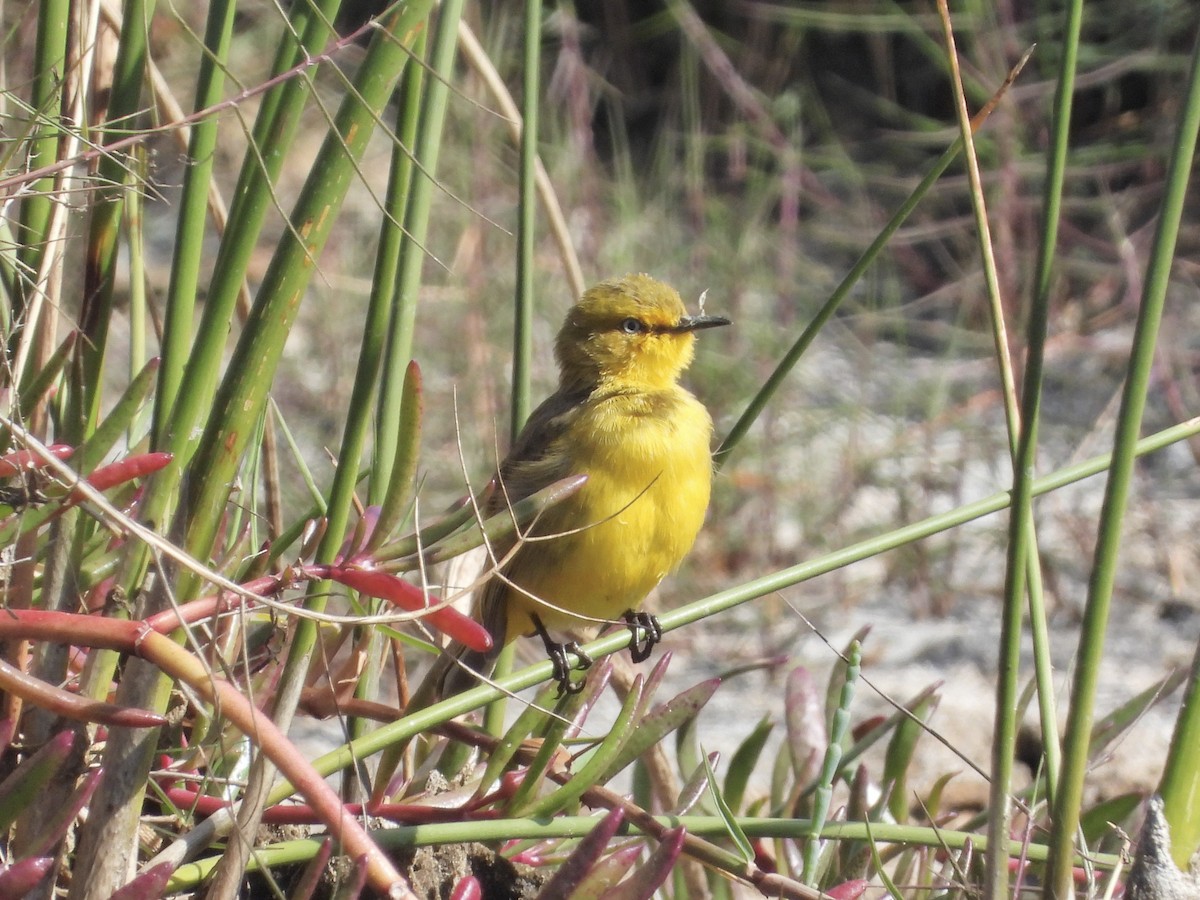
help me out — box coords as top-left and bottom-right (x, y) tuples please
(624, 610), (663, 663)
(549, 641), (592, 695)
(533, 614), (593, 695)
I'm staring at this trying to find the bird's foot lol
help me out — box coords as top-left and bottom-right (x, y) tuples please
(550, 640), (592, 695)
(623, 610), (663, 663)
(533, 615), (593, 695)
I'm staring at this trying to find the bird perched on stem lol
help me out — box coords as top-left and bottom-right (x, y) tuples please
(433, 273), (729, 697)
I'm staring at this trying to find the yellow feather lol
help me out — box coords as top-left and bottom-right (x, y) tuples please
(499, 382), (715, 642)
(440, 273), (728, 695)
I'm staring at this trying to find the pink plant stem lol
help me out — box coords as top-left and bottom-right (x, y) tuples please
(162, 787), (485, 826)
(131, 625), (411, 897)
(0, 608), (410, 896)
(0, 609), (141, 649)
(142, 573), (288, 633)
(0, 656), (164, 727)
(0, 444), (74, 476)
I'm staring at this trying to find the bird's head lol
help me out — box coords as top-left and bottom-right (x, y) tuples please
(554, 274), (729, 390)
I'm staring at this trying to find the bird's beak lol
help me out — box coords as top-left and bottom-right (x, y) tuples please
(672, 314), (731, 333)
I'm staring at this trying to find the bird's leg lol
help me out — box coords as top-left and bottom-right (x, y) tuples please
(532, 614), (592, 695)
(623, 610), (663, 663)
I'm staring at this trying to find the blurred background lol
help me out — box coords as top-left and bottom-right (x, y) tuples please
(13, 0), (1200, 813)
(210, 1), (1197, 805)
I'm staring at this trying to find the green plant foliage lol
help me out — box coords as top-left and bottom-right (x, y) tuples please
(0, 0), (1197, 896)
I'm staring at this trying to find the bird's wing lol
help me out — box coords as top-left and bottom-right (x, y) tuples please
(485, 384), (590, 516)
(467, 385), (591, 651)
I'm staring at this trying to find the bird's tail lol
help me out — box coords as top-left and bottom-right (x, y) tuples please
(410, 639), (499, 709)
(370, 638), (498, 804)
(407, 549), (506, 708)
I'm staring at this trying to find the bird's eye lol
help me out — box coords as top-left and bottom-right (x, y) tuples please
(619, 317), (644, 334)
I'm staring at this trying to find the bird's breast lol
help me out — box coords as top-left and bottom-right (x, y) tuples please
(503, 386), (713, 639)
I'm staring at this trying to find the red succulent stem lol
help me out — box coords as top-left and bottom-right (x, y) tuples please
(71, 452), (173, 498)
(0, 607), (410, 895)
(161, 786), (487, 826)
(326, 564), (492, 651)
(0, 657), (165, 727)
(0, 444), (74, 477)
(132, 626), (409, 895)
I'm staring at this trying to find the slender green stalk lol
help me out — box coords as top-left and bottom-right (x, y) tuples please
(1002, 0), (1084, 842)
(168, 813), (1123, 891)
(369, 32), (426, 507)
(319, 75), (426, 578)
(274, 0), (456, 822)
(1045, 29), (1200, 900)
(714, 49), (1030, 467)
(934, 9), (1051, 898)
(266, 416), (1200, 799)
(369, 365), (424, 556)
(342, 53), (430, 757)
(13, 0), (69, 301)
(511, 0), (542, 438)
(211, 19), (437, 889)
(713, 65), (1008, 466)
(74, 0), (156, 438)
(714, 151), (948, 465)
(804, 641), (859, 884)
(484, 643), (518, 737)
(154, 0), (238, 430)
(148, 0), (343, 458)
(1159, 638), (1200, 869)
(483, 0), (545, 740)
(125, 151), (148, 408)
(363, 2), (465, 762)
(177, 0), (436, 604)
(373, 1), (465, 494)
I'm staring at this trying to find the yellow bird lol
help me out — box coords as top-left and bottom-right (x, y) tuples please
(436, 273), (729, 697)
